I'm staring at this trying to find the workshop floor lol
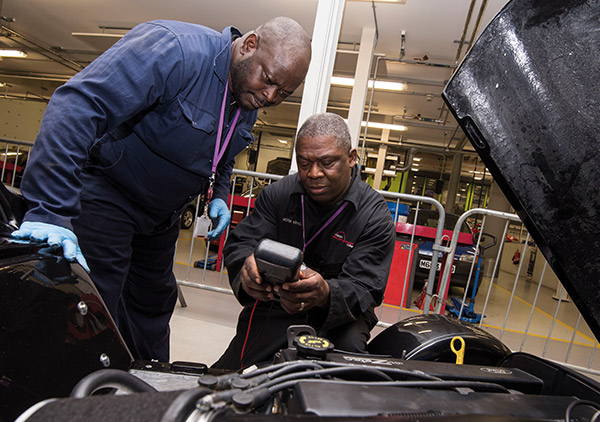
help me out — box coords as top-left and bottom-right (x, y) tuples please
(169, 230), (600, 380)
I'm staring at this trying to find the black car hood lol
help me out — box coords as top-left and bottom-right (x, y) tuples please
(443, 0), (600, 338)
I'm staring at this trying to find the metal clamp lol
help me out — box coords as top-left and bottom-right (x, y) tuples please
(432, 244), (451, 253)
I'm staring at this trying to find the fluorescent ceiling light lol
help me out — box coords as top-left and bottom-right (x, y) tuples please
(412, 157), (421, 161)
(350, 0), (407, 3)
(71, 32), (123, 51)
(331, 76), (406, 92)
(278, 139), (288, 144)
(360, 121), (407, 131)
(0, 49), (27, 58)
(374, 80), (408, 91)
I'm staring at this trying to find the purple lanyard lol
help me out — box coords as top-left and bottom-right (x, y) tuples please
(207, 80), (241, 202)
(301, 195), (349, 253)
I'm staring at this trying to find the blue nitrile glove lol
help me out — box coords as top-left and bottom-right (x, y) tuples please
(11, 221), (91, 272)
(207, 198), (231, 241)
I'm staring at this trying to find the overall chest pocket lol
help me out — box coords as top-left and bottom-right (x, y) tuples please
(313, 242), (350, 278)
(172, 97), (253, 170)
(178, 96), (216, 133)
(133, 97), (218, 172)
(319, 262), (345, 279)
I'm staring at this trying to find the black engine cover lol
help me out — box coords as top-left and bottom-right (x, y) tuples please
(368, 314), (511, 366)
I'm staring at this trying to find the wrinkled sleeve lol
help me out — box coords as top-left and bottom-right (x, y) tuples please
(20, 22), (187, 230)
(320, 200), (395, 331)
(223, 183), (280, 306)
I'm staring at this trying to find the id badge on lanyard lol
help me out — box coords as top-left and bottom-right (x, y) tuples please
(194, 213), (212, 238)
(194, 174), (216, 238)
(194, 81), (241, 238)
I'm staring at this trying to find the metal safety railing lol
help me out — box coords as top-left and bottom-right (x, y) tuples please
(0, 138), (33, 188)
(437, 208), (600, 379)
(373, 191), (445, 326)
(436, 208), (522, 316)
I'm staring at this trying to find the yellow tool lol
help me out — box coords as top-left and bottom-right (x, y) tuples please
(451, 336), (465, 364)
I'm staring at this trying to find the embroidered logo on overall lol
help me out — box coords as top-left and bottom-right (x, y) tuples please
(282, 217), (302, 227)
(333, 231), (354, 248)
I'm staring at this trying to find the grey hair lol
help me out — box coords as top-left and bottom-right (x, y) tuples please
(296, 112), (352, 152)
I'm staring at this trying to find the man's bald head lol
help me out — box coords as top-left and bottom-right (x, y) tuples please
(255, 17), (311, 74)
(229, 17), (311, 110)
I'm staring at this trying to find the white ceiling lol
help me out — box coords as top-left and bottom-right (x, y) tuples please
(0, 0), (511, 176)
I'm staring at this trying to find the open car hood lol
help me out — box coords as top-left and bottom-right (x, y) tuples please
(443, 0), (600, 339)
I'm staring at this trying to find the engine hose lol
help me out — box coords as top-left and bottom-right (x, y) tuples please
(318, 361), (441, 381)
(70, 369), (158, 398)
(241, 360), (323, 379)
(159, 387), (212, 422)
(243, 366), (394, 396)
(265, 361), (324, 379)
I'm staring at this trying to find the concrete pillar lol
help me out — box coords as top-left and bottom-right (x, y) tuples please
(290, 0), (345, 173)
(347, 26), (377, 150)
(372, 129), (390, 189)
(445, 153), (463, 214)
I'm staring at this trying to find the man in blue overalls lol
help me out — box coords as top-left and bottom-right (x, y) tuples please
(12, 17), (311, 362)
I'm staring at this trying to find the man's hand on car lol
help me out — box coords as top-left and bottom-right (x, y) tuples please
(11, 221), (91, 272)
(275, 266), (330, 314)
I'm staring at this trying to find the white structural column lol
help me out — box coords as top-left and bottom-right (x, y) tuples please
(484, 180), (514, 275)
(445, 153), (463, 213)
(347, 26), (377, 150)
(290, 0), (345, 173)
(372, 128), (390, 190)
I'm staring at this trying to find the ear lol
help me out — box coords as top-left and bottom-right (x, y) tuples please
(348, 148), (358, 168)
(240, 32), (258, 55)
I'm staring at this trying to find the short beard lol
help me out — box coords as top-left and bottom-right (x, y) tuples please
(229, 54), (255, 108)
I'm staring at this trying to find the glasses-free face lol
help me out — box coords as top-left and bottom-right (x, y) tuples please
(229, 34), (306, 111)
(296, 135), (357, 205)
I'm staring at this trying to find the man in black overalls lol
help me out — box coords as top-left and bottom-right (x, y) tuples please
(214, 113), (396, 370)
